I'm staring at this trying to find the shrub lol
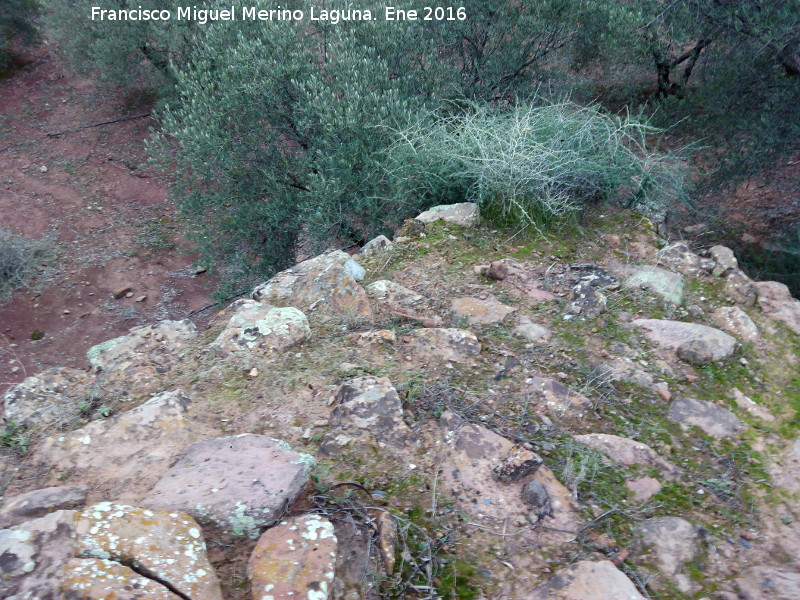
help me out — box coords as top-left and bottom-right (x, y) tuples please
(386, 102), (689, 229)
(0, 0), (39, 68)
(0, 228), (50, 301)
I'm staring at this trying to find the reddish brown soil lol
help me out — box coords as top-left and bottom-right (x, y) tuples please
(0, 45), (216, 397)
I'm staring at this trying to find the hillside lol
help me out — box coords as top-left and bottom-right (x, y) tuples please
(2, 204), (800, 599)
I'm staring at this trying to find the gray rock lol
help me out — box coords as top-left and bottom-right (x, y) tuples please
(212, 299), (310, 355)
(359, 235), (393, 256)
(529, 560), (645, 600)
(624, 265), (685, 304)
(736, 566), (800, 600)
(709, 245), (739, 276)
(723, 268), (757, 307)
(668, 397), (746, 438)
(677, 339), (717, 365)
(521, 480), (550, 515)
(492, 445), (543, 483)
(731, 388), (774, 422)
(2, 367), (95, 429)
(514, 317), (551, 343)
(404, 328), (481, 362)
(253, 250), (372, 325)
(633, 319), (736, 361)
(568, 263), (619, 289)
(656, 242), (715, 277)
(574, 434), (681, 479)
(144, 434), (313, 539)
(756, 280), (800, 336)
(636, 516), (699, 594)
(321, 377), (413, 455)
(525, 376), (592, 418)
(626, 477), (662, 501)
(712, 306), (760, 343)
(415, 202), (479, 227)
(566, 283), (606, 318)
(0, 485), (87, 528)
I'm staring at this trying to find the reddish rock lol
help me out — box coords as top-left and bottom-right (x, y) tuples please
(61, 557), (183, 599)
(450, 296), (516, 325)
(0, 485), (87, 528)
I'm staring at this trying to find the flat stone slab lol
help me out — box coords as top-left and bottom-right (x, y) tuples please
(623, 265), (685, 304)
(668, 397), (746, 438)
(403, 328), (481, 362)
(144, 434), (313, 539)
(575, 434), (681, 480)
(73, 503), (222, 600)
(415, 202), (479, 227)
(450, 296), (516, 325)
(632, 319), (736, 360)
(248, 514), (337, 600)
(212, 299), (310, 354)
(529, 560), (645, 600)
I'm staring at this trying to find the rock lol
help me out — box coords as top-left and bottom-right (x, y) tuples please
(656, 242), (715, 277)
(112, 285), (132, 299)
(480, 259), (556, 303)
(321, 377), (413, 455)
(86, 320), (197, 399)
(677, 339), (717, 365)
(626, 477), (662, 501)
(668, 397), (746, 438)
(252, 250), (372, 325)
(568, 263), (619, 290)
(525, 376), (592, 418)
(73, 503), (222, 600)
(606, 358), (655, 389)
(450, 296), (516, 325)
(359, 235), (393, 256)
(712, 306), (760, 343)
(521, 480), (550, 515)
(0, 485), (87, 528)
(404, 328), (481, 362)
(709, 245), (739, 276)
(723, 269), (757, 307)
(623, 265), (685, 304)
(376, 511), (397, 574)
(635, 516), (699, 594)
(2, 367), (95, 428)
(24, 390), (194, 503)
(61, 557), (183, 599)
(565, 283), (605, 318)
(683, 223), (708, 235)
(491, 445), (543, 483)
(212, 299), (310, 354)
(529, 560), (645, 600)
(736, 566), (800, 600)
(438, 412), (581, 537)
(514, 317), (551, 343)
(144, 434), (313, 539)
(366, 280), (439, 326)
(756, 280), (800, 336)
(632, 319), (736, 361)
(731, 388), (775, 422)
(247, 514), (337, 600)
(574, 434), (681, 480)
(415, 202), (479, 227)
(0, 510), (77, 600)
(773, 437), (800, 494)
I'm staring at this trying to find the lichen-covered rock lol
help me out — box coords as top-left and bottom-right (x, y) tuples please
(565, 283), (606, 318)
(247, 514), (337, 600)
(403, 328), (481, 362)
(365, 280), (440, 326)
(359, 235), (393, 256)
(574, 434), (681, 480)
(0, 485), (87, 529)
(320, 377), (412, 455)
(252, 250), (372, 325)
(212, 299), (310, 354)
(144, 434), (313, 540)
(656, 242), (715, 277)
(415, 202), (479, 227)
(525, 376), (592, 418)
(0, 510), (77, 600)
(450, 296), (516, 324)
(709, 245), (739, 276)
(635, 516), (699, 594)
(70, 504), (221, 599)
(756, 280), (800, 336)
(23, 390), (193, 502)
(632, 319), (736, 360)
(712, 306), (760, 343)
(86, 320), (197, 399)
(623, 265), (685, 304)
(2, 367), (95, 428)
(723, 268), (757, 306)
(668, 397), (746, 438)
(61, 557), (182, 599)
(529, 560), (645, 600)
(492, 445), (543, 483)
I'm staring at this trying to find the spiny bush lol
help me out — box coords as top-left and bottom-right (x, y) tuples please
(386, 102), (689, 230)
(0, 228), (50, 301)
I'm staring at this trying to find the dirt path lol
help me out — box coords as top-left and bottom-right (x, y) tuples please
(0, 45), (216, 397)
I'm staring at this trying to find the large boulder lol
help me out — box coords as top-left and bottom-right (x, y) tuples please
(2, 367), (95, 429)
(529, 560), (645, 600)
(86, 320), (197, 400)
(252, 250), (372, 325)
(756, 281), (800, 336)
(248, 514), (337, 600)
(212, 299), (310, 355)
(632, 319), (736, 361)
(144, 434), (313, 540)
(21, 390), (194, 503)
(415, 202), (479, 227)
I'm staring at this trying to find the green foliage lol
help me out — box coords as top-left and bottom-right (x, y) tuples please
(0, 0), (39, 68)
(387, 102), (689, 229)
(0, 421), (30, 454)
(0, 228), (50, 301)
